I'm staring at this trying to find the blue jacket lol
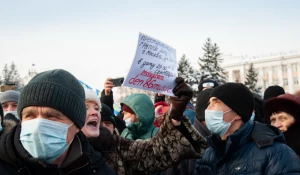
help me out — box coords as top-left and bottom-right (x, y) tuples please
(194, 121), (300, 174)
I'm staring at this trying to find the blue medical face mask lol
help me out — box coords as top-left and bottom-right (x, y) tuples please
(124, 118), (134, 127)
(205, 109), (234, 137)
(20, 118), (73, 163)
(250, 112), (255, 121)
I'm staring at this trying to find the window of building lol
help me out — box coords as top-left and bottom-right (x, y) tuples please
(264, 80), (269, 88)
(283, 79), (288, 86)
(282, 65), (287, 73)
(272, 66), (278, 74)
(272, 80), (278, 85)
(224, 72), (229, 80)
(294, 78), (299, 85)
(292, 63), (298, 72)
(263, 67), (268, 76)
(233, 70), (240, 83)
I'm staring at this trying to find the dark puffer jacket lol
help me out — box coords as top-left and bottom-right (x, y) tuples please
(194, 120), (300, 174)
(0, 124), (116, 175)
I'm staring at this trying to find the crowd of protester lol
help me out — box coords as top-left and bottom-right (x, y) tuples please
(0, 69), (299, 174)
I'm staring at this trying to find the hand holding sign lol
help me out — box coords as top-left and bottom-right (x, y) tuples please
(123, 33), (178, 96)
(170, 77), (193, 122)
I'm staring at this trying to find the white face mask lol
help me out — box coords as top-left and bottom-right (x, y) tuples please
(205, 109), (233, 137)
(4, 111), (19, 120)
(124, 118), (134, 127)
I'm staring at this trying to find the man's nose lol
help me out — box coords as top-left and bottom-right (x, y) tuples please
(273, 120), (282, 128)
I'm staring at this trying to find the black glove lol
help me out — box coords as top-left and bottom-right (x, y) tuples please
(170, 77), (193, 121)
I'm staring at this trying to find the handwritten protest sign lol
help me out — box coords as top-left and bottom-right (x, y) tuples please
(123, 33), (177, 96)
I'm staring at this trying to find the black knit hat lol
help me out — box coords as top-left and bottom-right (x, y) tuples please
(198, 79), (219, 92)
(263, 85), (285, 101)
(195, 88), (213, 122)
(17, 69), (86, 129)
(209, 83), (254, 122)
(101, 103), (116, 128)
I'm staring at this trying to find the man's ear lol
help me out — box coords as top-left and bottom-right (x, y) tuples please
(234, 115), (242, 121)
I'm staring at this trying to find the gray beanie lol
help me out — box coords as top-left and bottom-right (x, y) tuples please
(0, 90), (20, 104)
(17, 69), (86, 129)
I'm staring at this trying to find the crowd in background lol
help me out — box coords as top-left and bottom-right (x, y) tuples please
(0, 69), (299, 174)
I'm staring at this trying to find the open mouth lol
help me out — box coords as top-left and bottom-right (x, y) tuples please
(87, 119), (98, 128)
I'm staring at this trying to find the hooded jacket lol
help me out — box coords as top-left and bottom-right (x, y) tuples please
(121, 94), (158, 140)
(194, 121), (300, 174)
(0, 123), (116, 175)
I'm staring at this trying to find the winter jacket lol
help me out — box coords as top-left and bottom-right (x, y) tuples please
(162, 115), (211, 175)
(0, 123), (116, 175)
(194, 120), (300, 174)
(183, 109), (195, 124)
(183, 117), (211, 175)
(284, 121), (300, 156)
(91, 113), (207, 175)
(121, 93), (159, 140)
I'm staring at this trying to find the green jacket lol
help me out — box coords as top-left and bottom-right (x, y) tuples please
(121, 93), (158, 140)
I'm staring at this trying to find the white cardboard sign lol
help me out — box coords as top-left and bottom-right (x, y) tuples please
(123, 33), (177, 96)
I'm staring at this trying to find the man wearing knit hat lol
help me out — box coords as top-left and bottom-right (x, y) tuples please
(100, 103), (116, 135)
(194, 83), (300, 174)
(198, 79), (219, 92)
(0, 90), (20, 120)
(263, 85), (285, 101)
(0, 69), (115, 175)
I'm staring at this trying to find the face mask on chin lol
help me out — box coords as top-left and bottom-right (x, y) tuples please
(125, 117), (134, 127)
(20, 118), (74, 163)
(205, 109), (234, 137)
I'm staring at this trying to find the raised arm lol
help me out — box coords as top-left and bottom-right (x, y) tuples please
(100, 78), (115, 112)
(114, 77), (207, 174)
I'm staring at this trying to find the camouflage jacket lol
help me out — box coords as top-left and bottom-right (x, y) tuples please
(106, 114), (207, 175)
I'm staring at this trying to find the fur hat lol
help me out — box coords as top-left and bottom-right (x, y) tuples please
(18, 69), (86, 129)
(263, 85), (285, 101)
(209, 83), (254, 122)
(84, 89), (101, 109)
(264, 94), (300, 122)
(0, 90), (20, 104)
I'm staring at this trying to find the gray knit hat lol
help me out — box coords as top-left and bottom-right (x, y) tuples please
(0, 90), (20, 104)
(17, 69), (86, 128)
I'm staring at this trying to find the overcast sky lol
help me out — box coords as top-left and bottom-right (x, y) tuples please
(1, 0), (300, 90)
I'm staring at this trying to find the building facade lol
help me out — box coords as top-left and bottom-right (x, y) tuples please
(222, 50), (300, 94)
